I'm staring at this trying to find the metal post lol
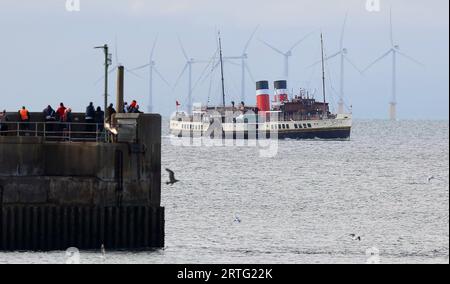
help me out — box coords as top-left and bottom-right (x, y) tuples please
(95, 44), (111, 142)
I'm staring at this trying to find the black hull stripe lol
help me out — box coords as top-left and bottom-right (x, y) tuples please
(171, 129), (351, 140)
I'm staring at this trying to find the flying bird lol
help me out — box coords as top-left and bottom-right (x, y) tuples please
(166, 168), (179, 185)
(350, 234), (362, 241)
(234, 214), (242, 224)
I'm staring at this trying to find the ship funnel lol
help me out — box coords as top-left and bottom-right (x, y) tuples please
(274, 80), (288, 103)
(116, 66), (125, 113)
(256, 81), (270, 112)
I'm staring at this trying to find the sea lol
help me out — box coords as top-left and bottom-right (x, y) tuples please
(0, 120), (448, 264)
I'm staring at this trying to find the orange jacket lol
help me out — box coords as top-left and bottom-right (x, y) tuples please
(19, 109), (29, 121)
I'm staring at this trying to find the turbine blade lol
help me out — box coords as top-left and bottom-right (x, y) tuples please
(150, 35), (158, 61)
(243, 25), (259, 54)
(173, 63), (189, 89)
(192, 58), (216, 91)
(177, 36), (189, 61)
(397, 51), (425, 67)
(114, 35), (119, 64)
(363, 50), (392, 73)
(306, 51), (341, 68)
(259, 39), (285, 55)
(344, 55), (363, 74)
(129, 63), (151, 72)
(224, 59), (240, 67)
(340, 12), (348, 50)
(153, 67), (171, 87)
(93, 67), (117, 85)
(244, 63), (256, 83)
(289, 30), (315, 52)
(125, 68), (144, 79)
(390, 8), (394, 47)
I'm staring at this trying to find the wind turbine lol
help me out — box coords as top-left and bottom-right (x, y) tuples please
(174, 37), (210, 112)
(363, 10), (423, 121)
(130, 37), (170, 113)
(222, 26), (259, 103)
(95, 36), (143, 87)
(307, 14), (362, 114)
(260, 31), (315, 80)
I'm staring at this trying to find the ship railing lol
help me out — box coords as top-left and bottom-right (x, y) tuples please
(0, 121), (105, 142)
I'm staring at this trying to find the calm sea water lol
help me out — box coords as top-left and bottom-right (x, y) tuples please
(0, 120), (448, 264)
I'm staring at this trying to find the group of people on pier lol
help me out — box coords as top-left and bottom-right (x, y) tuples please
(0, 100), (142, 137)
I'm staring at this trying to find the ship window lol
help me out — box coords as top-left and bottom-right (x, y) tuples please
(286, 124), (290, 129)
(307, 123), (312, 128)
(271, 125), (274, 130)
(303, 124), (307, 128)
(282, 124), (286, 129)
(294, 124), (298, 129)
(278, 124), (282, 129)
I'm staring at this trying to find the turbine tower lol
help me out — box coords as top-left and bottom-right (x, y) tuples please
(174, 37), (211, 112)
(364, 10), (423, 121)
(260, 31), (314, 80)
(307, 14), (361, 114)
(131, 37), (170, 113)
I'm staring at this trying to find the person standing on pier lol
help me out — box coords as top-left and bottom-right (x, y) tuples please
(106, 103), (116, 123)
(85, 102), (95, 123)
(95, 106), (104, 132)
(18, 106), (30, 135)
(85, 102), (96, 134)
(43, 105), (56, 133)
(0, 110), (8, 135)
(56, 103), (66, 122)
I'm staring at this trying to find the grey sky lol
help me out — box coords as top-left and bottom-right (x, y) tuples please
(0, 0), (448, 119)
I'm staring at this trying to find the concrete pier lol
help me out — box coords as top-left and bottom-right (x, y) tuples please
(0, 112), (164, 251)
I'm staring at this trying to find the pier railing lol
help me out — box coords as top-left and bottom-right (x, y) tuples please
(0, 121), (105, 142)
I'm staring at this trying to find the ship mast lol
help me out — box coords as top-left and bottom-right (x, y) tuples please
(218, 32), (226, 108)
(320, 33), (327, 118)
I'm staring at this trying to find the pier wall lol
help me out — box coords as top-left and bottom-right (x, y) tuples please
(0, 114), (164, 250)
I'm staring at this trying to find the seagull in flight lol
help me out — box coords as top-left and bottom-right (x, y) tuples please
(234, 215), (242, 224)
(166, 168), (179, 186)
(350, 234), (362, 241)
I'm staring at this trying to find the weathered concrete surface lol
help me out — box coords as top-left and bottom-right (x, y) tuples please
(0, 114), (162, 207)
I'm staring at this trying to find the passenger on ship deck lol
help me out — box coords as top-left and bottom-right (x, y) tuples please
(123, 102), (129, 113)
